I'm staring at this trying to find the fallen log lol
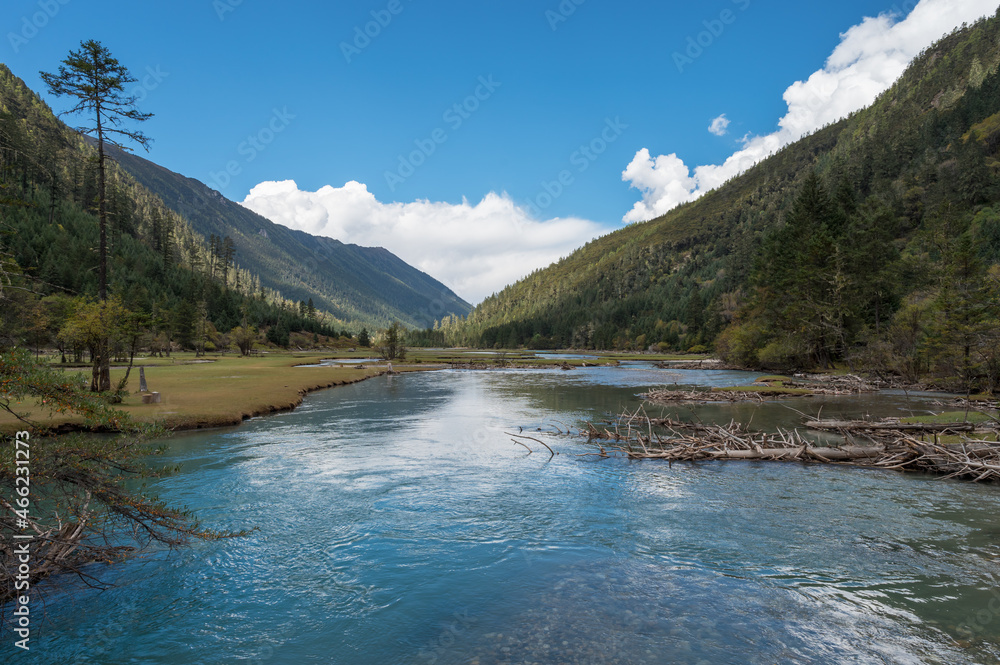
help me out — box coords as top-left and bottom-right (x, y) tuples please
(705, 445), (883, 461)
(806, 420), (979, 433)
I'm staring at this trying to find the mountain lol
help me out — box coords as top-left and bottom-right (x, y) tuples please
(105, 145), (471, 328)
(0, 61), (469, 331)
(1, 63), (356, 350)
(457, 10), (1000, 388)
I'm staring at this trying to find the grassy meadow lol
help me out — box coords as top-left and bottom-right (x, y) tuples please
(0, 352), (397, 434)
(1, 348), (711, 435)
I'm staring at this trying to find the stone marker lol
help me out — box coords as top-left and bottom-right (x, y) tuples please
(139, 366), (148, 392)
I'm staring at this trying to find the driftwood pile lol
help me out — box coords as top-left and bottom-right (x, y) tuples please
(641, 374), (880, 404)
(642, 389), (795, 403)
(447, 361), (493, 370)
(935, 396), (1000, 410)
(575, 409), (1000, 482)
(653, 359), (742, 370)
(787, 373), (882, 393)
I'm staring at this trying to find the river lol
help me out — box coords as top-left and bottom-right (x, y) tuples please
(22, 364), (1000, 664)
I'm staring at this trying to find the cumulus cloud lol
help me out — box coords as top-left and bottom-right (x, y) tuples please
(622, 0), (998, 223)
(708, 114), (731, 136)
(240, 180), (605, 304)
(620, 149), (698, 219)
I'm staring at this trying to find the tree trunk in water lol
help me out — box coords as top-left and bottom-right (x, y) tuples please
(807, 420), (979, 433)
(711, 446), (883, 461)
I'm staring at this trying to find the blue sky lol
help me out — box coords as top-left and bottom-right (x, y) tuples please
(3, 0), (997, 302)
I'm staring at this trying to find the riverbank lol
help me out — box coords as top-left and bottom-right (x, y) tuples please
(0, 349), (718, 435)
(0, 353), (425, 434)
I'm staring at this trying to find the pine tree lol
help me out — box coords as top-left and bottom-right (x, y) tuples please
(929, 231), (988, 389)
(845, 198), (901, 334)
(40, 40), (152, 392)
(222, 236), (235, 286)
(751, 172), (840, 367)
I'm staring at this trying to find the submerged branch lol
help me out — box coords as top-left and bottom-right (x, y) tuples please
(506, 432), (556, 458)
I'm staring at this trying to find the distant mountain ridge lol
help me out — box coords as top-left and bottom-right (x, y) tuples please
(105, 144), (471, 328)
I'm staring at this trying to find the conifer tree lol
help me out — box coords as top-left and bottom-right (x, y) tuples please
(40, 40), (152, 392)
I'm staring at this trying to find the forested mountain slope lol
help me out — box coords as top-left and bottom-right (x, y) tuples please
(0, 62), (469, 335)
(0, 62), (352, 349)
(458, 11), (1000, 390)
(108, 145), (470, 328)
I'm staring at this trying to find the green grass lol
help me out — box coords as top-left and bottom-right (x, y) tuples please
(755, 375), (793, 383)
(1, 352), (404, 434)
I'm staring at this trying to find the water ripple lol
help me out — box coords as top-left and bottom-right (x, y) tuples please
(20, 370), (1000, 664)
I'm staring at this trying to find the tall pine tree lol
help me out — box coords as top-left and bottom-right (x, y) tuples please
(40, 40), (152, 392)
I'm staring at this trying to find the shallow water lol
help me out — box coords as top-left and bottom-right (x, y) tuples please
(16, 366), (1000, 664)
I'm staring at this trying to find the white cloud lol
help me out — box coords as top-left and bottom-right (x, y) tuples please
(620, 149), (698, 219)
(622, 0), (998, 224)
(708, 114), (731, 136)
(240, 180), (605, 304)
